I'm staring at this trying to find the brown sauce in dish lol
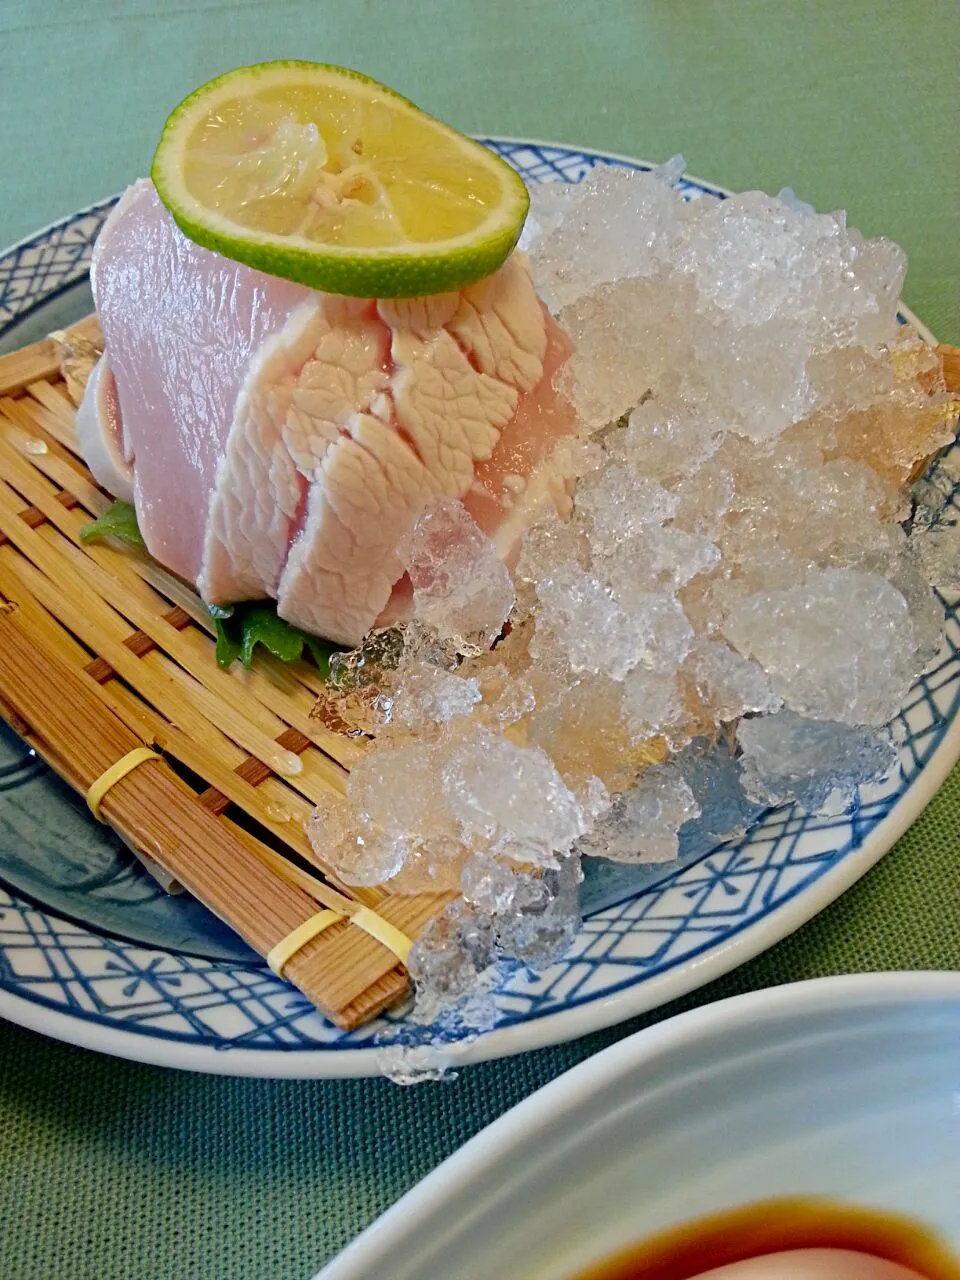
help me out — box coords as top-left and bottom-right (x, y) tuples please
(572, 1199), (960, 1280)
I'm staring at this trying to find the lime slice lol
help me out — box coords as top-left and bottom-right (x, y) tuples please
(151, 61), (530, 298)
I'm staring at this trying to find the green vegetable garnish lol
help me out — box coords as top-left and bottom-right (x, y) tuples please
(79, 501), (146, 550)
(212, 602), (335, 674)
(81, 501), (335, 675)
(208, 606), (243, 670)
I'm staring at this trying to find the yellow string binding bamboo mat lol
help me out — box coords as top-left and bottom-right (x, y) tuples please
(0, 318), (456, 1031)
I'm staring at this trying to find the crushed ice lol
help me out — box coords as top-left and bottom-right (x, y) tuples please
(309, 161), (957, 1067)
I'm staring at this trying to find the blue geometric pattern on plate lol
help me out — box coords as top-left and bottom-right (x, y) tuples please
(0, 140), (956, 1057)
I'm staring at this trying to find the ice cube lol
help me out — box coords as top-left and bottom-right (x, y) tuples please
(442, 726), (586, 865)
(460, 852), (549, 916)
(524, 165), (690, 308)
(557, 275), (696, 428)
(347, 740), (460, 848)
(609, 526), (721, 598)
(912, 519), (960, 594)
(405, 497), (515, 649)
(777, 187), (816, 217)
(737, 710), (898, 812)
(407, 900), (498, 1015)
(530, 673), (636, 793)
(674, 740), (761, 848)
(885, 544), (946, 667)
(578, 762), (700, 864)
(532, 564), (649, 681)
(677, 192), (832, 326)
(692, 638), (782, 721)
(723, 568), (920, 725)
(618, 397), (726, 483)
(494, 854), (583, 970)
(678, 190), (904, 351)
(651, 154), (688, 186)
(307, 791), (408, 887)
(325, 628), (406, 734)
(621, 665), (683, 739)
(490, 674), (537, 725)
(516, 511), (591, 586)
(388, 663), (482, 731)
(576, 468), (678, 559)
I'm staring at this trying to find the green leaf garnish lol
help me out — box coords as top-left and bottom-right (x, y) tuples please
(210, 601), (336, 673)
(304, 635), (333, 680)
(212, 614), (243, 670)
(239, 605), (309, 667)
(79, 501), (146, 550)
(78, 501), (336, 675)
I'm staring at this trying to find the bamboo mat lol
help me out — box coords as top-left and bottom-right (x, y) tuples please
(0, 320), (455, 1030)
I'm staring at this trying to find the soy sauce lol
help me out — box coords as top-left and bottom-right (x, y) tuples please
(573, 1199), (960, 1280)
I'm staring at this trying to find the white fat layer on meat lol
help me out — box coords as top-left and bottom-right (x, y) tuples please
(390, 328), (518, 496)
(278, 411), (440, 644)
(75, 354), (135, 505)
(198, 299), (328, 603)
(448, 252), (548, 392)
(376, 292), (459, 335)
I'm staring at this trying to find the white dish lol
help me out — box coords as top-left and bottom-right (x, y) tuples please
(318, 972), (960, 1277)
(0, 141), (955, 1077)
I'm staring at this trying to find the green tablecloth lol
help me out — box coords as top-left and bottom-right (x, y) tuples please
(0, 4), (957, 1277)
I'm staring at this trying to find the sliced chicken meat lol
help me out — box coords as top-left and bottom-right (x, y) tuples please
(75, 353), (133, 505)
(81, 179), (575, 645)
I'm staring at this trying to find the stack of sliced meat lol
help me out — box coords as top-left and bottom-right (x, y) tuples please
(79, 180), (575, 645)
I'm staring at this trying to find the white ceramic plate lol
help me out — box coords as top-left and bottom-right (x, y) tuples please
(0, 141), (956, 1077)
(318, 972), (960, 1278)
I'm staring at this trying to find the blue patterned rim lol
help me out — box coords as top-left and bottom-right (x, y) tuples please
(0, 140), (955, 1076)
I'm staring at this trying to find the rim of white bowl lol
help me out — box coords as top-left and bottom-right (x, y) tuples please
(317, 969), (960, 1277)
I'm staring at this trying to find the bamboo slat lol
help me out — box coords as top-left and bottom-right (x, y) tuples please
(940, 345), (960, 395)
(0, 321), (457, 1030)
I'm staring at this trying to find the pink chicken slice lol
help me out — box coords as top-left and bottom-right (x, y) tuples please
(82, 180), (575, 646)
(89, 180), (315, 589)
